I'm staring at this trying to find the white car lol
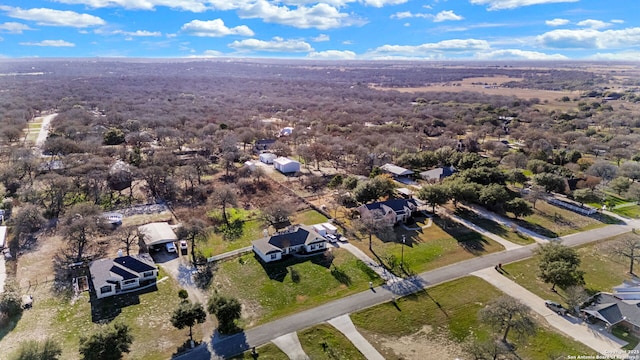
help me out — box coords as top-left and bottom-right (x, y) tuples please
(325, 234), (338, 243)
(179, 240), (188, 251)
(166, 242), (177, 253)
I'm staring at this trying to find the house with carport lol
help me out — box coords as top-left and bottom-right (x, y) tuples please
(252, 225), (327, 263)
(89, 254), (158, 299)
(138, 222), (178, 251)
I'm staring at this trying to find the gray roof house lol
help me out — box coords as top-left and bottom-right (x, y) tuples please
(358, 198), (418, 225)
(380, 163), (414, 178)
(89, 254), (158, 299)
(420, 166), (456, 182)
(252, 225), (327, 263)
(581, 293), (640, 336)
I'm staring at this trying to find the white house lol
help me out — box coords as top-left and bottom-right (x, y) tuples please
(252, 225), (327, 263)
(89, 254), (158, 299)
(0, 225), (6, 249)
(244, 161), (256, 171)
(273, 157), (300, 174)
(259, 152), (277, 164)
(358, 199), (418, 226)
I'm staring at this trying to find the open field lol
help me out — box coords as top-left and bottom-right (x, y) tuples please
(454, 207), (534, 245)
(516, 201), (613, 238)
(213, 248), (382, 327)
(351, 214), (504, 275)
(503, 234), (630, 307)
(351, 276), (596, 360)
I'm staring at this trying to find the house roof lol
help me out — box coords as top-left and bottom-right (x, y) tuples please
(138, 222), (177, 246)
(420, 166), (456, 180)
(363, 199), (417, 214)
(381, 163), (414, 176)
(90, 254), (156, 291)
(273, 157), (299, 166)
(582, 293), (640, 327)
(252, 225), (325, 254)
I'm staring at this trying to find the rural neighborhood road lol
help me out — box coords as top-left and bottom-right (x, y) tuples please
(33, 113), (56, 155)
(176, 221), (634, 359)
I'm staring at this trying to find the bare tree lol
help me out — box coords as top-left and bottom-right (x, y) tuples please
(354, 208), (393, 251)
(115, 226), (139, 256)
(58, 203), (106, 262)
(210, 185), (237, 227)
(261, 199), (296, 229)
(479, 296), (536, 343)
(610, 231), (640, 274)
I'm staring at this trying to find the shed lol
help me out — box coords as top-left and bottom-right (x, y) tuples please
(0, 226), (6, 248)
(322, 223), (337, 234)
(380, 163), (414, 178)
(138, 222), (177, 246)
(244, 161), (256, 171)
(312, 224), (327, 236)
(273, 157), (300, 174)
(259, 153), (277, 164)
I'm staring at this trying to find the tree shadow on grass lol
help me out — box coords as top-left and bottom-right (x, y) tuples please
(513, 217), (558, 238)
(90, 285), (157, 323)
(0, 312), (22, 342)
(432, 216), (489, 255)
(330, 265), (351, 286)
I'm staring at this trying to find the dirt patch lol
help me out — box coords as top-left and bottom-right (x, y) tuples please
(296, 294), (308, 303)
(364, 325), (466, 360)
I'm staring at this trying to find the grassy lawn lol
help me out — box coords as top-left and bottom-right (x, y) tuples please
(612, 325), (640, 350)
(515, 201), (609, 238)
(292, 209), (329, 225)
(4, 271), (203, 360)
(353, 215), (504, 275)
(214, 249), (383, 327)
(611, 205), (640, 219)
(454, 208), (534, 245)
(230, 343), (288, 359)
(351, 276), (596, 360)
(298, 324), (366, 360)
(503, 234), (630, 307)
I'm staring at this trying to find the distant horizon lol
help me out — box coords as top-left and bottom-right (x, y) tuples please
(0, 1), (638, 61)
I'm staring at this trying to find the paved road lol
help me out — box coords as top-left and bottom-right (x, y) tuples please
(33, 113), (56, 154)
(177, 222), (634, 359)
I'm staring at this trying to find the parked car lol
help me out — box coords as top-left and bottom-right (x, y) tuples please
(179, 240), (188, 250)
(166, 242), (177, 253)
(325, 234), (338, 243)
(545, 300), (567, 315)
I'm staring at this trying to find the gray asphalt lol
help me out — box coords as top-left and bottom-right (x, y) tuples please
(176, 222), (633, 360)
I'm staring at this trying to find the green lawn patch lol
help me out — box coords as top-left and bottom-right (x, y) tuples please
(612, 325), (640, 350)
(351, 276), (595, 360)
(454, 208), (534, 245)
(358, 215), (504, 275)
(612, 205), (640, 219)
(293, 209), (329, 225)
(230, 343), (288, 359)
(516, 201), (607, 237)
(214, 249), (383, 326)
(298, 324), (366, 360)
(200, 218), (264, 257)
(503, 234), (630, 307)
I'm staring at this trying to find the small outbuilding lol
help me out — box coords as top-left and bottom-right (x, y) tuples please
(259, 153), (277, 164)
(381, 163), (414, 179)
(244, 161), (256, 171)
(273, 157), (300, 174)
(0, 225), (6, 249)
(138, 222), (178, 247)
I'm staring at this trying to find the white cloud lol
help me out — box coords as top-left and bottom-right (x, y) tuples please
(611, 19), (624, 24)
(20, 39), (75, 47)
(391, 10), (462, 22)
(0, 22), (33, 33)
(433, 10), (463, 22)
(590, 51), (640, 61)
(0, 6), (105, 27)
(470, 0), (578, 10)
(238, 1), (364, 30)
(577, 19), (610, 30)
(477, 49), (568, 60)
(361, 0), (408, 7)
(538, 27), (640, 49)
(312, 34), (330, 42)
(228, 37), (313, 52)
(545, 18), (569, 27)
(53, 0), (214, 12)
(187, 49), (225, 58)
(113, 30), (162, 36)
(373, 39), (490, 56)
(181, 19), (254, 37)
(308, 50), (356, 59)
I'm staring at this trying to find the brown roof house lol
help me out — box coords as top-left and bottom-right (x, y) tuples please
(252, 225), (327, 263)
(89, 254), (158, 299)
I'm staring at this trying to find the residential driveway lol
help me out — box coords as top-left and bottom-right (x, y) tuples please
(328, 315), (384, 360)
(0, 255), (6, 293)
(154, 251), (206, 304)
(272, 332), (309, 360)
(472, 267), (627, 358)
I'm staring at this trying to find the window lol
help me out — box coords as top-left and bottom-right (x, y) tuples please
(270, 253), (277, 259)
(123, 279), (137, 285)
(100, 285), (112, 294)
(143, 271), (155, 278)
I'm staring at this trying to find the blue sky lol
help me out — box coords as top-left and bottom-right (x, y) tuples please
(0, 0), (638, 60)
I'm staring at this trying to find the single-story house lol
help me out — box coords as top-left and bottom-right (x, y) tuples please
(259, 152), (277, 164)
(279, 127), (294, 137)
(581, 293), (640, 336)
(252, 225), (327, 263)
(358, 198), (418, 225)
(420, 166), (456, 183)
(273, 157), (300, 174)
(0, 225), (6, 249)
(254, 139), (276, 153)
(89, 254), (158, 299)
(380, 163), (414, 180)
(138, 222), (178, 247)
